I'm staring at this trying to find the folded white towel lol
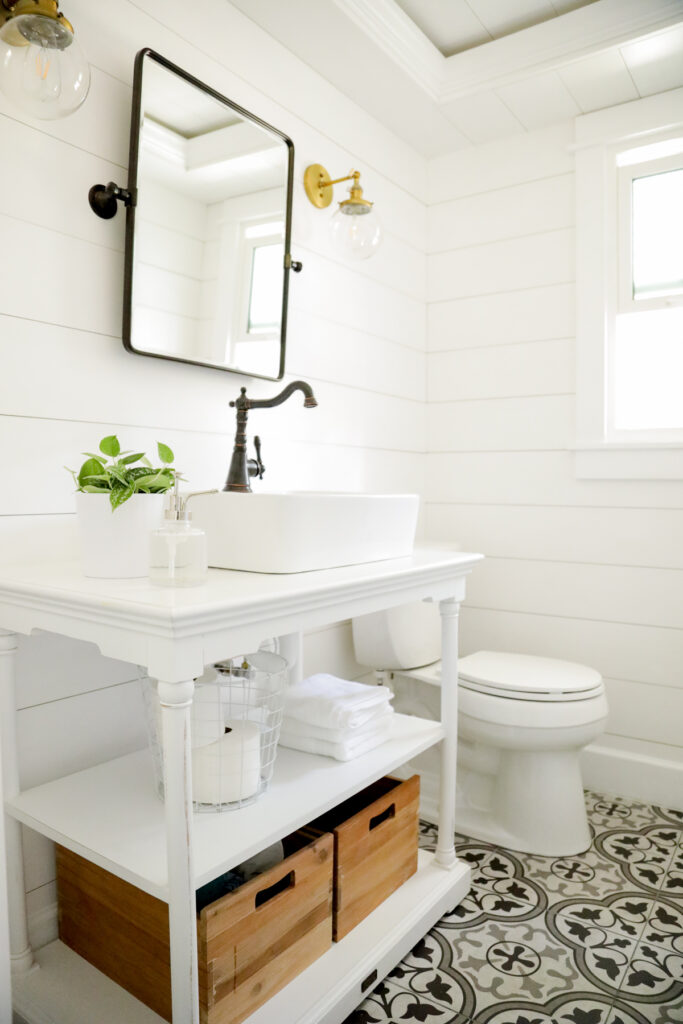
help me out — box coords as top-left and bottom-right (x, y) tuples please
(280, 705), (394, 745)
(279, 715), (393, 762)
(282, 674), (393, 730)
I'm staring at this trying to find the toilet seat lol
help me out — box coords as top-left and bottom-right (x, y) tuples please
(458, 651), (603, 702)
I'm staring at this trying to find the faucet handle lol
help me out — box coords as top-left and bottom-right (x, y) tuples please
(251, 436), (265, 481)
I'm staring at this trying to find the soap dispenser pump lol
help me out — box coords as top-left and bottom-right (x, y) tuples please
(149, 482), (218, 587)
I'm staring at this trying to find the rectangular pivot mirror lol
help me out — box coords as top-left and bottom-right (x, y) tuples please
(124, 49), (294, 380)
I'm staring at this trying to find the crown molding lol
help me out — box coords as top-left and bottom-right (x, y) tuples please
(333, 0), (445, 99)
(439, 0), (683, 101)
(336, 0), (683, 105)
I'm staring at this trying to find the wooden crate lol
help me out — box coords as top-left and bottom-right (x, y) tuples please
(56, 830), (333, 1024)
(302, 774), (419, 941)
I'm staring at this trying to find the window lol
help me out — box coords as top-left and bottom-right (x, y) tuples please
(574, 90), (683, 479)
(239, 220), (284, 342)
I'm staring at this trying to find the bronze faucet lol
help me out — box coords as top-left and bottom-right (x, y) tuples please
(224, 381), (318, 492)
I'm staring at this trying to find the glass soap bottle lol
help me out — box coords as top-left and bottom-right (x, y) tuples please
(149, 484), (217, 587)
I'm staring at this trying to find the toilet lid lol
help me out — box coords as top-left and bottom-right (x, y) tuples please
(458, 651), (603, 702)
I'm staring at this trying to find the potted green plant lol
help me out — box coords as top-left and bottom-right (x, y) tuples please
(67, 435), (177, 578)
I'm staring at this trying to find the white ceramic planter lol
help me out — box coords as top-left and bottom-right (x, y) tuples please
(76, 492), (165, 578)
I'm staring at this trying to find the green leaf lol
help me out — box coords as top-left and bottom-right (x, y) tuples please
(130, 472), (165, 488)
(77, 458), (106, 489)
(119, 452), (145, 465)
(81, 484), (109, 493)
(157, 442), (174, 465)
(107, 465), (132, 487)
(99, 435), (120, 458)
(110, 484), (134, 511)
(81, 472), (111, 483)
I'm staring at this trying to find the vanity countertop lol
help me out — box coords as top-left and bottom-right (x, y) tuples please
(0, 546), (483, 643)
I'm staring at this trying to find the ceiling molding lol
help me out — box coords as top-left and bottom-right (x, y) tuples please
(332, 0), (444, 99)
(336, 0), (683, 104)
(439, 0), (683, 100)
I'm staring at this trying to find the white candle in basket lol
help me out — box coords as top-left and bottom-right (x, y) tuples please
(192, 719), (261, 805)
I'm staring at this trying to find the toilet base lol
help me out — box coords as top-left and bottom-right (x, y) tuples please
(415, 749), (593, 857)
(455, 751), (592, 857)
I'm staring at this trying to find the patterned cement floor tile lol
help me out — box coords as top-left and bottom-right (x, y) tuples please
(593, 826), (681, 895)
(358, 794), (683, 1024)
(391, 917), (609, 1021)
(343, 977), (470, 1023)
(513, 849), (630, 912)
(586, 793), (661, 837)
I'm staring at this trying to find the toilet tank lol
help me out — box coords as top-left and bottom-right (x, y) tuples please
(352, 602), (442, 670)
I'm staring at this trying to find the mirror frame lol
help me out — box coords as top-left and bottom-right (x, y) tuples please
(123, 48), (295, 381)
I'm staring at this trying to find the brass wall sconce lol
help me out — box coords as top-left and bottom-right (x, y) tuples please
(303, 164), (382, 261)
(0, 0), (89, 119)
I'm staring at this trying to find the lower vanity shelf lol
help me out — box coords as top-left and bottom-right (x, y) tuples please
(13, 851), (471, 1024)
(7, 714), (442, 898)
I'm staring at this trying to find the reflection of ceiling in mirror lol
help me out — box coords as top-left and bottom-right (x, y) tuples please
(143, 60), (240, 136)
(140, 116), (287, 203)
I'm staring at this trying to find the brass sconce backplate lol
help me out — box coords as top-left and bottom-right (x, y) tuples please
(303, 163), (333, 209)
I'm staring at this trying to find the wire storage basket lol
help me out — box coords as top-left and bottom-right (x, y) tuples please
(143, 650), (287, 811)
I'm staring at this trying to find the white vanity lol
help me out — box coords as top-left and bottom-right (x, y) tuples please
(0, 547), (482, 1024)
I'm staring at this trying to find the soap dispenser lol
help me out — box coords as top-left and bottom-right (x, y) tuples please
(149, 483), (218, 587)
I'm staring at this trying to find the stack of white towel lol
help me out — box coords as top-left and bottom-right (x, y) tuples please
(278, 674), (394, 761)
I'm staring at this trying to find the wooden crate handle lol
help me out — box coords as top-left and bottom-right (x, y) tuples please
(368, 803), (395, 832)
(254, 869), (295, 908)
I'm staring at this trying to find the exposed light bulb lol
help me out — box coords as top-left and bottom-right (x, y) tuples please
(0, 13), (89, 119)
(329, 203), (383, 261)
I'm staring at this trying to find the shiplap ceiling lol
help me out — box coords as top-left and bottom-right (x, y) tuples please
(394, 0), (598, 57)
(228, 0), (683, 156)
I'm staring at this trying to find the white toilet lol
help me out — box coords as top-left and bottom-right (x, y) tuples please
(352, 603), (608, 857)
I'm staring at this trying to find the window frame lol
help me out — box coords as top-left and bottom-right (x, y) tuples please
(574, 88), (683, 480)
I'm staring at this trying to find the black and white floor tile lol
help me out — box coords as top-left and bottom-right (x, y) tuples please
(345, 792), (683, 1024)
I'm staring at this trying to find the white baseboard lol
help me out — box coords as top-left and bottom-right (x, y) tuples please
(581, 741), (683, 811)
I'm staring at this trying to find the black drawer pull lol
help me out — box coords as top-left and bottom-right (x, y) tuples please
(369, 803), (395, 831)
(255, 870), (295, 908)
(361, 969), (378, 993)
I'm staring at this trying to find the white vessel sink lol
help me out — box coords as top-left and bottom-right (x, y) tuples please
(190, 492), (419, 573)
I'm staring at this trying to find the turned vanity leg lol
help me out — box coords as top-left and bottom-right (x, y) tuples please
(278, 632), (303, 684)
(436, 599), (460, 869)
(158, 678), (199, 1024)
(0, 630), (34, 1000)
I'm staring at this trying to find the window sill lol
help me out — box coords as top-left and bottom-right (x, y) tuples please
(574, 442), (683, 480)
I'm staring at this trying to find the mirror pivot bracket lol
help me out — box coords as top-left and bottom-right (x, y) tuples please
(89, 181), (136, 220)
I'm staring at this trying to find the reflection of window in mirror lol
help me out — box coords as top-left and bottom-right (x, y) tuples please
(243, 221), (285, 337)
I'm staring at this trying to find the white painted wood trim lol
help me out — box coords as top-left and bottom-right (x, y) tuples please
(574, 90), (683, 478)
(582, 741), (683, 811)
(336, 0), (683, 103)
(435, 597), (461, 868)
(158, 680), (198, 1024)
(0, 632), (34, 982)
(574, 443), (683, 479)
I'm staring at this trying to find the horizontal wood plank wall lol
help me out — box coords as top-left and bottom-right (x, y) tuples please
(0, 0), (428, 948)
(426, 121), (683, 799)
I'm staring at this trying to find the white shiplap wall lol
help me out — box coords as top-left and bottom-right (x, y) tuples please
(425, 119), (683, 806)
(0, 0), (428, 948)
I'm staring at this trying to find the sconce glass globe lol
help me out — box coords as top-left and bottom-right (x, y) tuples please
(329, 199), (383, 261)
(0, 13), (90, 119)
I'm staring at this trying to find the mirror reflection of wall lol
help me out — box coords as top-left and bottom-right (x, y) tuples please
(127, 51), (292, 380)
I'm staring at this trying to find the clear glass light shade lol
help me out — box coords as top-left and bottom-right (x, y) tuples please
(329, 202), (382, 261)
(0, 14), (90, 119)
